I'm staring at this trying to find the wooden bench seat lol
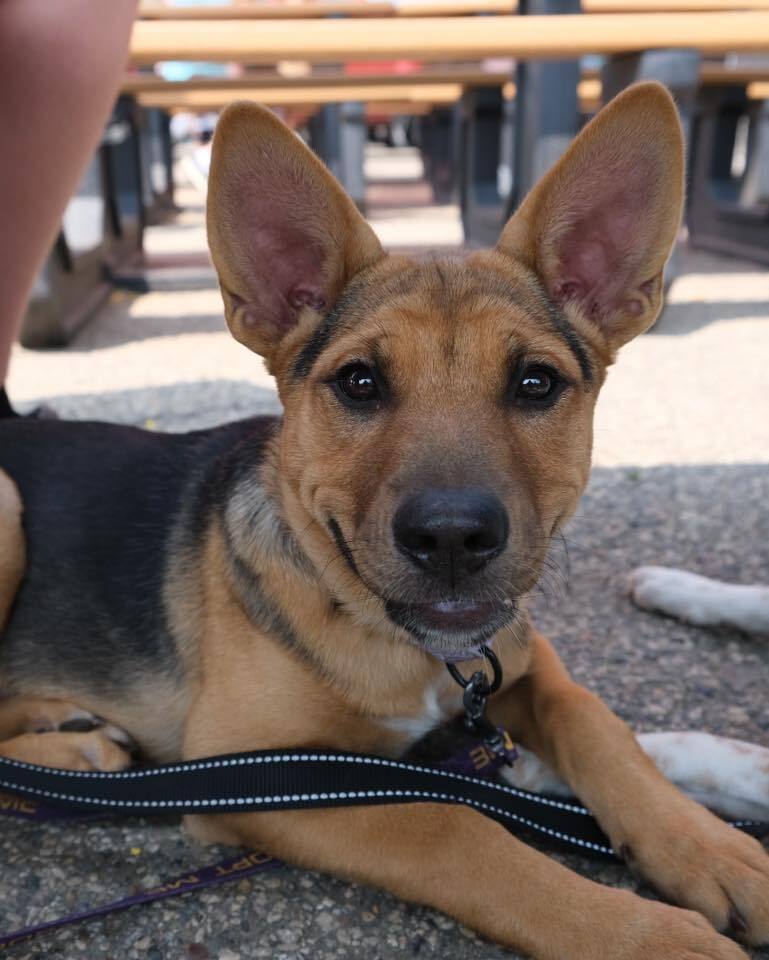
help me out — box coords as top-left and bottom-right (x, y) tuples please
(138, 82), (468, 110)
(129, 12), (769, 64)
(138, 0), (769, 18)
(124, 63), (769, 107)
(122, 68), (512, 96)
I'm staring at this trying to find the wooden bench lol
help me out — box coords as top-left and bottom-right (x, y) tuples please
(129, 12), (769, 63)
(138, 82), (468, 111)
(122, 68), (512, 98)
(123, 66), (769, 112)
(138, 0), (515, 19)
(137, 0), (769, 17)
(128, 7), (769, 251)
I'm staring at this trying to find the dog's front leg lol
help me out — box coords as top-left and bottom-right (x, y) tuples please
(492, 629), (769, 948)
(187, 801), (746, 960)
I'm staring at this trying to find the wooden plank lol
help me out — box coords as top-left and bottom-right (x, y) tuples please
(138, 1), (513, 19)
(139, 82), (464, 108)
(124, 64), (769, 96)
(139, 2), (394, 19)
(701, 63), (769, 83)
(123, 68), (510, 95)
(130, 12), (769, 63)
(585, 0), (769, 10)
(124, 64), (769, 108)
(133, 71), (768, 113)
(138, 0), (769, 18)
(135, 77), (604, 111)
(158, 100), (433, 116)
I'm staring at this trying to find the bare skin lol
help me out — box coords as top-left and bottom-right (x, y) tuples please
(0, 0), (138, 382)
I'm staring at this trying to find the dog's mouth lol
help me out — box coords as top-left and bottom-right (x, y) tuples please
(384, 597), (517, 662)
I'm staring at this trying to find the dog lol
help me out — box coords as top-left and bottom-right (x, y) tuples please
(1, 83), (767, 959)
(630, 566), (769, 636)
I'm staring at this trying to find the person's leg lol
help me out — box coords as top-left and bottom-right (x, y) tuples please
(0, 0), (138, 385)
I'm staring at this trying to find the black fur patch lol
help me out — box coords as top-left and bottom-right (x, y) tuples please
(0, 388), (18, 419)
(0, 416), (277, 703)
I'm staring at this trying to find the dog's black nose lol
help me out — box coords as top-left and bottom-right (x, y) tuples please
(393, 487), (509, 582)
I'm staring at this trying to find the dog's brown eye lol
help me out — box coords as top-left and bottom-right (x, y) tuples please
(335, 364), (380, 405)
(515, 366), (559, 404)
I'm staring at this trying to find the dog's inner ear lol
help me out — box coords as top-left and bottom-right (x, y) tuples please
(207, 104), (383, 361)
(497, 83), (684, 350)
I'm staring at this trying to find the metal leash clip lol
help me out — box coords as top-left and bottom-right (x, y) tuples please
(446, 646), (512, 763)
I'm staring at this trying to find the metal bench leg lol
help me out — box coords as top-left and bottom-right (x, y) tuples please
(310, 102), (366, 213)
(421, 107), (458, 206)
(509, 0), (581, 215)
(459, 87), (506, 248)
(688, 84), (769, 266)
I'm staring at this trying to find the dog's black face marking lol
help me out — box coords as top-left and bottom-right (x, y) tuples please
(545, 302), (594, 384)
(227, 551), (333, 682)
(290, 281), (369, 383)
(328, 518), (362, 580)
(488, 268), (594, 384)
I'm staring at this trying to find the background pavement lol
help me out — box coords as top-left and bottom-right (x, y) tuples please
(3, 144), (769, 959)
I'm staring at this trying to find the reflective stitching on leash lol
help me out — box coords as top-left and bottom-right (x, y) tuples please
(0, 753), (590, 815)
(0, 775), (612, 855)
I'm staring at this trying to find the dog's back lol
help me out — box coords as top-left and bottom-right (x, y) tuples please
(0, 415), (276, 754)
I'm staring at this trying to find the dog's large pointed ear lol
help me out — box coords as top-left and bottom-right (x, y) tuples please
(497, 82), (684, 350)
(207, 103), (384, 366)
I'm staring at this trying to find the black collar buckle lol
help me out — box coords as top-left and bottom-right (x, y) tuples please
(446, 646), (511, 763)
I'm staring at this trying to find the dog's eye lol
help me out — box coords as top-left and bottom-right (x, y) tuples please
(514, 365), (562, 405)
(335, 363), (380, 405)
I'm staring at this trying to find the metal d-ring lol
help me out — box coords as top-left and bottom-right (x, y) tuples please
(446, 644), (503, 695)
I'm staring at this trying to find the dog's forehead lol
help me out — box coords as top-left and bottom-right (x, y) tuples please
(365, 253), (549, 327)
(304, 253), (591, 384)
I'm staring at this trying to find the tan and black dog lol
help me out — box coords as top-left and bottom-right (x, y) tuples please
(1, 83), (768, 959)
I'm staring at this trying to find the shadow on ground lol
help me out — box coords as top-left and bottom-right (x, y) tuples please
(653, 299), (769, 336)
(2, 447), (768, 960)
(14, 382), (280, 429)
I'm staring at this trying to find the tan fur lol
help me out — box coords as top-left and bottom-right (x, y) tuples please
(0, 468), (24, 630)
(0, 729), (131, 771)
(2, 84), (767, 959)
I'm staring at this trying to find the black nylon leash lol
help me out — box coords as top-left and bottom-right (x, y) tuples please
(0, 746), (618, 856)
(1, 746), (767, 859)
(1, 742), (768, 951)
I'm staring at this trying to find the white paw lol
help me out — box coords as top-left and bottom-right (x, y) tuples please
(629, 566), (769, 635)
(629, 566), (724, 626)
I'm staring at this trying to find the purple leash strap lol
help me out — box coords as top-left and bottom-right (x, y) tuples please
(0, 850), (280, 951)
(0, 737), (517, 951)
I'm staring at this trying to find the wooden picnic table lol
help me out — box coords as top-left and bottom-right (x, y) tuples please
(123, 62), (769, 99)
(129, 12), (769, 64)
(122, 68), (512, 95)
(138, 82), (467, 109)
(137, 0), (769, 18)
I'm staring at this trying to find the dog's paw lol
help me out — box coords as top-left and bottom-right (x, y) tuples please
(0, 727), (134, 771)
(0, 695), (107, 736)
(628, 565), (724, 625)
(613, 897), (749, 960)
(620, 801), (769, 947)
(27, 701), (102, 735)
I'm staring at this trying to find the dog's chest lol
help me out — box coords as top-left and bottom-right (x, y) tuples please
(379, 679), (464, 748)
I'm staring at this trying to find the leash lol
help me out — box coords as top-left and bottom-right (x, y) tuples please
(2, 740), (767, 951)
(1, 645), (767, 949)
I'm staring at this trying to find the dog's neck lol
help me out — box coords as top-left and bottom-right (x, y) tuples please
(219, 438), (456, 717)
